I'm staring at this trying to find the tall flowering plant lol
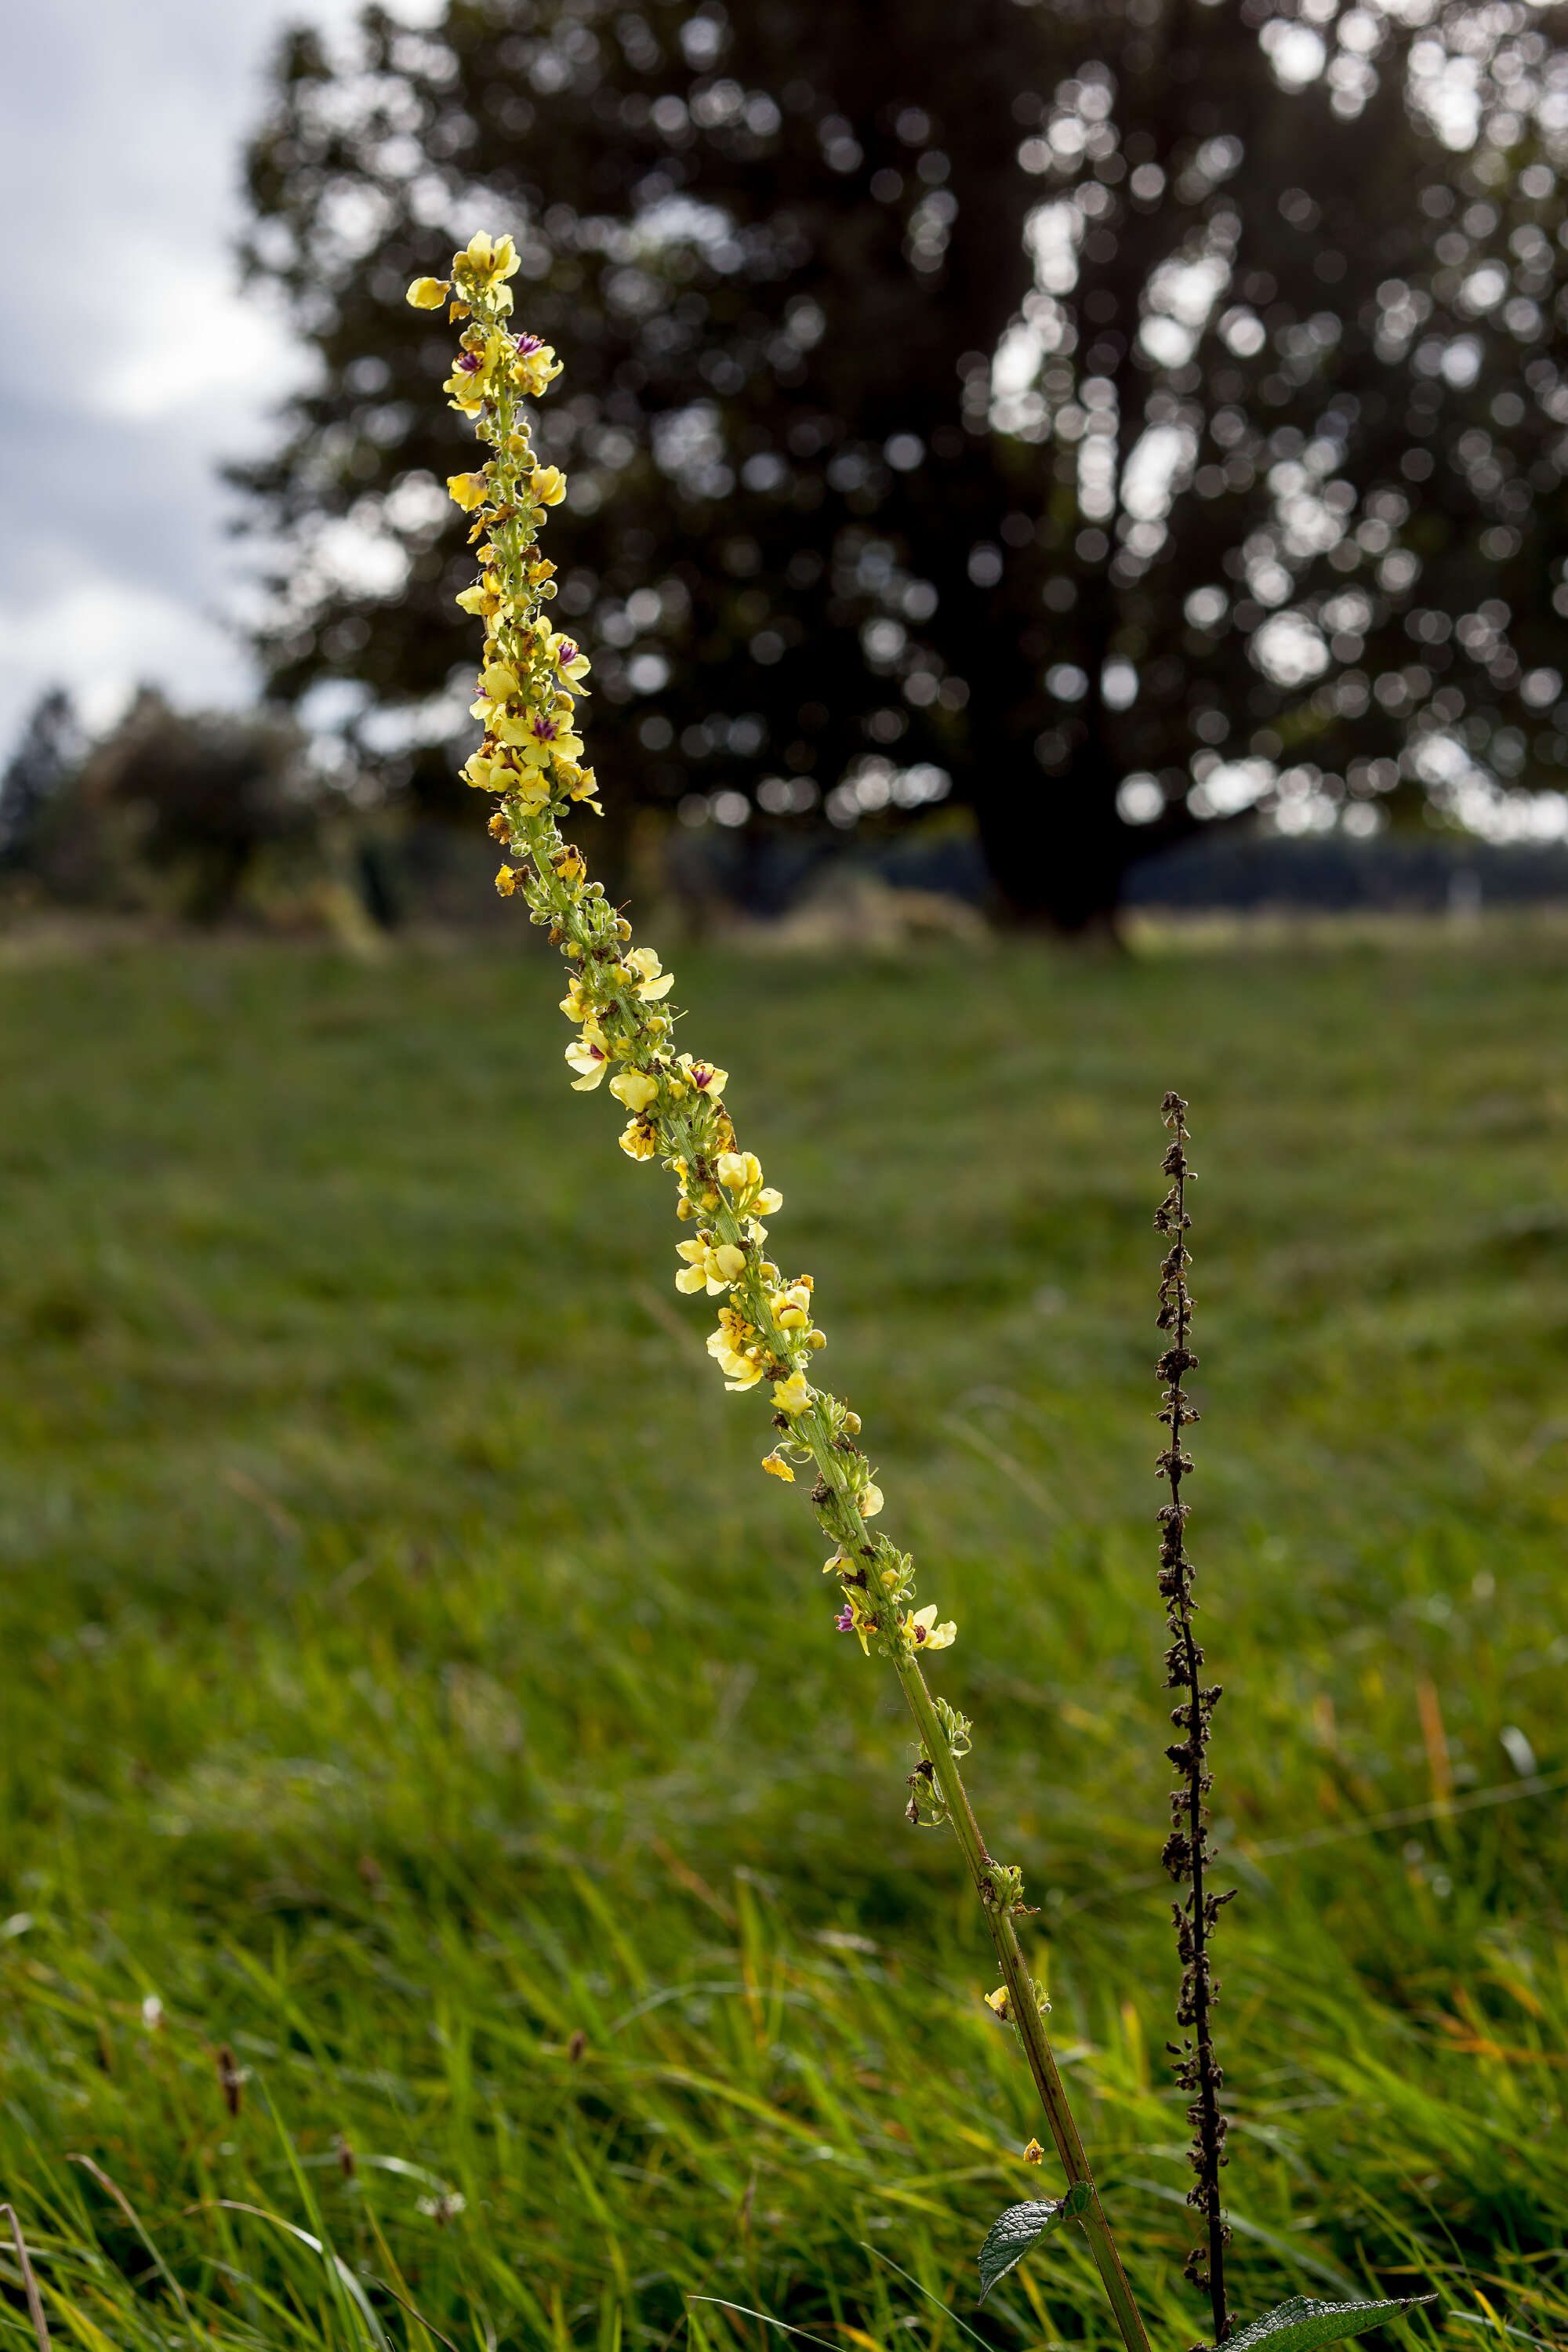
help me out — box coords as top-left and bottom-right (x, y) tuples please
(401, 237), (1434, 2352)
(407, 227), (1149, 2352)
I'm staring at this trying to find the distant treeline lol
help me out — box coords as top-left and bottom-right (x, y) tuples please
(5, 683), (1568, 934)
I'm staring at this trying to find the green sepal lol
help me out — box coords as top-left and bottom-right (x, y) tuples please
(1220, 2295), (1438, 2352)
(975, 2180), (1091, 2302)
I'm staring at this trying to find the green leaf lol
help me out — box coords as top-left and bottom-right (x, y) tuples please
(1222, 2295), (1438, 2352)
(975, 2180), (1091, 2302)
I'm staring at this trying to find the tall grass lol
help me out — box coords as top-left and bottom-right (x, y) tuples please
(0, 931), (1564, 2346)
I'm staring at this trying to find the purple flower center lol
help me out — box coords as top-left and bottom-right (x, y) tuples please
(558, 642), (579, 665)
(457, 351), (483, 374)
(530, 715), (558, 742)
(834, 1604), (855, 1633)
(692, 1066), (715, 1090)
(517, 333), (545, 355)
(912, 1621), (927, 1642)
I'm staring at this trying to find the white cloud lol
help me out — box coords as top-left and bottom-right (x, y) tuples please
(0, 0), (380, 755)
(0, 579), (252, 739)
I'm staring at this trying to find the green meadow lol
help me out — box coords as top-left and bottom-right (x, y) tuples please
(0, 922), (1565, 2351)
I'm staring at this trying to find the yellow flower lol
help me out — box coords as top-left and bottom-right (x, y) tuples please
(985, 1987), (1011, 2022)
(406, 276), (450, 308)
(548, 630), (592, 684)
(772, 1372), (813, 1417)
(530, 465), (568, 506)
(858, 1483), (884, 1519)
(501, 706), (583, 770)
(619, 1119), (656, 1160)
(456, 230), (521, 285)
(564, 1029), (610, 1090)
(904, 1602), (955, 1651)
(675, 1054), (728, 1102)
(1023, 2140), (1046, 2165)
(761, 1453), (795, 1483)
(835, 1589), (874, 1655)
(560, 975), (599, 1024)
(445, 326), (521, 413)
(719, 1151), (775, 1204)
(675, 1237), (747, 1296)
(514, 339), (563, 397)
(462, 747), (506, 792)
(609, 1069), (659, 1115)
(706, 1308), (766, 1389)
(456, 572), (503, 617)
(510, 771), (554, 817)
(624, 946), (675, 1001)
(822, 1552), (850, 1575)
(770, 1283), (812, 1332)
(495, 865), (517, 897)
(447, 471), (489, 511)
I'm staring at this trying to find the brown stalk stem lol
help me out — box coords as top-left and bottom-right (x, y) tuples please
(891, 1654), (1152, 2352)
(1167, 1252), (1228, 2339)
(1156, 1098), (1230, 2345)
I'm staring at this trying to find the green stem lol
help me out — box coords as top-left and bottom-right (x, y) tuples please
(804, 1428), (1151, 2352)
(893, 1656), (1152, 2352)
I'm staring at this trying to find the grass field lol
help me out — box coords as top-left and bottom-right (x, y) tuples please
(0, 920), (1566, 2352)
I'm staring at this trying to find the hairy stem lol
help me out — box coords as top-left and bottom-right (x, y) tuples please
(1156, 1095), (1231, 2343)
(894, 1656), (1152, 2352)
(804, 1408), (1152, 2352)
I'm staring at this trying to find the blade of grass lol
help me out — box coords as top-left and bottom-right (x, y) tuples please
(688, 2298), (844, 2352)
(2, 2207), (52, 2352)
(199, 2203), (388, 2350)
(64, 2158), (198, 2348)
(858, 2245), (995, 2349)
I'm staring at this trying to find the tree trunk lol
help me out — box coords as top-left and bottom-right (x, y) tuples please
(972, 753), (1131, 935)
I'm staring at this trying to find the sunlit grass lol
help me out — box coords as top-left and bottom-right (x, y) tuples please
(0, 927), (1565, 2349)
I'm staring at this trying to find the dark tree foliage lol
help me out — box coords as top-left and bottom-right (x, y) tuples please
(27, 691), (320, 920)
(0, 689), (85, 869)
(234, 0), (1568, 927)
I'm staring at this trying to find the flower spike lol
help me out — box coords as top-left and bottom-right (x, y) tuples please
(401, 241), (1152, 2352)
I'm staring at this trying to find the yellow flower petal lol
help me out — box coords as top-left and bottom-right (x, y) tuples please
(772, 1373), (813, 1417)
(609, 1069), (659, 1114)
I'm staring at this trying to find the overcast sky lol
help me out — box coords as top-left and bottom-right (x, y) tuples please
(0, 0), (442, 757)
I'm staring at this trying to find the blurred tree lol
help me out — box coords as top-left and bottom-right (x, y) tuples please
(234, 0), (1568, 928)
(28, 692), (321, 920)
(0, 689), (85, 871)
